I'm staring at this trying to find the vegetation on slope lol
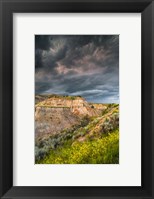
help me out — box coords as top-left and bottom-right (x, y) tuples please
(35, 104), (119, 164)
(38, 130), (119, 164)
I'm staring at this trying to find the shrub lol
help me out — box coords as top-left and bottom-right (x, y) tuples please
(100, 113), (119, 134)
(35, 146), (49, 162)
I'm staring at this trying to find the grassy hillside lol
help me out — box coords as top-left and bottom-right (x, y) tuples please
(38, 130), (119, 164)
(35, 103), (119, 164)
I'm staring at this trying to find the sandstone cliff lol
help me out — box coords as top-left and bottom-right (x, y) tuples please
(35, 95), (107, 138)
(35, 107), (81, 138)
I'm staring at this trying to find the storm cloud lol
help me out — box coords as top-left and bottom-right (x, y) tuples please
(35, 35), (119, 103)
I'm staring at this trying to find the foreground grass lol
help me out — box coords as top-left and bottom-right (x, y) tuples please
(37, 130), (119, 164)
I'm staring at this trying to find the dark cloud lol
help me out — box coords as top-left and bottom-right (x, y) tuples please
(35, 35), (119, 103)
(35, 35), (52, 50)
(35, 49), (43, 68)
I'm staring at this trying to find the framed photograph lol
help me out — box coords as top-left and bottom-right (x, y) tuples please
(35, 34), (119, 165)
(0, 0), (154, 198)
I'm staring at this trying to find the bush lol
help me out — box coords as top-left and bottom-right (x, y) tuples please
(35, 146), (49, 162)
(101, 113), (119, 134)
(80, 116), (90, 126)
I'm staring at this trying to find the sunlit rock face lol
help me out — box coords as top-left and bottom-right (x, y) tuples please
(35, 96), (106, 116)
(35, 107), (80, 138)
(35, 95), (108, 138)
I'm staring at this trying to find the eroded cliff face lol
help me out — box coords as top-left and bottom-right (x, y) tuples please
(35, 96), (107, 116)
(35, 107), (80, 138)
(35, 95), (107, 138)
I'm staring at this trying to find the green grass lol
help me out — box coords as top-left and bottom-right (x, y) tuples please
(37, 129), (119, 164)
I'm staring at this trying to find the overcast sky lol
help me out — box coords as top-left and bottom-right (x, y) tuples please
(35, 35), (119, 103)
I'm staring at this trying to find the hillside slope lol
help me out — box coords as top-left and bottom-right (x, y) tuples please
(35, 101), (119, 164)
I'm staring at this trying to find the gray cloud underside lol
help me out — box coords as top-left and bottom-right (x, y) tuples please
(35, 35), (119, 103)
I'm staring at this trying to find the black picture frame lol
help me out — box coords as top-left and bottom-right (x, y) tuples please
(0, 0), (154, 198)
